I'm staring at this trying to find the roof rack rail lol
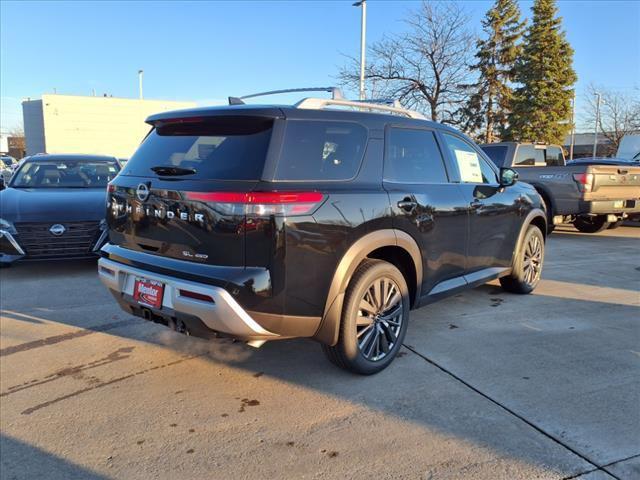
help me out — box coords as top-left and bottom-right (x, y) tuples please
(295, 97), (426, 120)
(228, 86), (425, 119)
(228, 87), (344, 105)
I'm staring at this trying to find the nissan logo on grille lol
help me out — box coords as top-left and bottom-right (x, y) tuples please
(49, 224), (66, 236)
(136, 183), (150, 202)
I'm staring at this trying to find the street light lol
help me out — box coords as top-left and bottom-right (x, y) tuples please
(570, 92), (576, 161)
(593, 91), (601, 159)
(353, 0), (367, 100)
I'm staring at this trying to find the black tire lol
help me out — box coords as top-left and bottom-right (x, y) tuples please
(322, 259), (410, 375)
(573, 215), (610, 233)
(500, 225), (544, 294)
(607, 220), (623, 230)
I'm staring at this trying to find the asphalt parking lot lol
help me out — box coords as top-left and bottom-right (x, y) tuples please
(0, 225), (638, 480)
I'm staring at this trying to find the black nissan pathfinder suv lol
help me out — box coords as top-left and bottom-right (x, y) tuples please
(98, 89), (547, 374)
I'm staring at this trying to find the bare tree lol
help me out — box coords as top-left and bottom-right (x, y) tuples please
(7, 126), (26, 157)
(582, 84), (640, 155)
(338, 1), (474, 125)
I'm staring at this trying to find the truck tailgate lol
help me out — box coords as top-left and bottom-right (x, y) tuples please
(584, 165), (640, 201)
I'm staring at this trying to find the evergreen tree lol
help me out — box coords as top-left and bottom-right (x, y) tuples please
(505, 0), (577, 144)
(462, 0), (524, 143)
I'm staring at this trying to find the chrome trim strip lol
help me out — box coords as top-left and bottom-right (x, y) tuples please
(0, 230), (25, 255)
(92, 229), (108, 252)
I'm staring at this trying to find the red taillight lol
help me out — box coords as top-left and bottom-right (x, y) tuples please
(185, 191), (325, 216)
(107, 183), (116, 193)
(179, 289), (214, 303)
(572, 173), (594, 192)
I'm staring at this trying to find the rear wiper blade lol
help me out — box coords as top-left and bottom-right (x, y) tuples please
(150, 166), (196, 176)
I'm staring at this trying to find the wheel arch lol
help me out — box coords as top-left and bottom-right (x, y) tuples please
(511, 209), (547, 268)
(313, 229), (422, 346)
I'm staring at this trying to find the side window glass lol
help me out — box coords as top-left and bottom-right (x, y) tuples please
(546, 146), (564, 166)
(442, 133), (497, 184)
(515, 145), (536, 166)
(384, 128), (448, 183)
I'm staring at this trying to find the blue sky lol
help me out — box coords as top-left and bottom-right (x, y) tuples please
(1, 0), (639, 132)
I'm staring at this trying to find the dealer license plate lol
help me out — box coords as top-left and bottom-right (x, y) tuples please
(133, 277), (165, 309)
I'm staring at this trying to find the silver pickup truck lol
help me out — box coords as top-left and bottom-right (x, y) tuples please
(480, 142), (640, 233)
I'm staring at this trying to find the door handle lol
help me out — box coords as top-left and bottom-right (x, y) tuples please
(470, 199), (483, 210)
(397, 198), (418, 212)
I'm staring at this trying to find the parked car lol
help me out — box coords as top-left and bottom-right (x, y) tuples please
(98, 89), (547, 374)
(0, 154), (120, 265)
(480, 142), (640, 233)
(616, 134), (640, 161)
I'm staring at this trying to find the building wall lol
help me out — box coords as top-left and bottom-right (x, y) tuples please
(0, 134), (8, 154)
(23, 100), (46, 155)
(23, 95), (196, 158)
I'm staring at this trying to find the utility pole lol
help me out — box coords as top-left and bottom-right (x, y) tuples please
(353, 1), (367, 100)
(592, 92), (601, 159)
(138, 70), (144, 100)
(569, 92), (576, 161)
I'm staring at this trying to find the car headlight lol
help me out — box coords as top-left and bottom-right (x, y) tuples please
(0, 218), (17, 234)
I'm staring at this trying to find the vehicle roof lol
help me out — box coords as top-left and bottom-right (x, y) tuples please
(479, 142), (562, 148)
(145, 103), (460, 133)
(27, 153), (118, 162)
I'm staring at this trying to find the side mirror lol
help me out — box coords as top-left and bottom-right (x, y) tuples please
(0, 177), (5, 191)
(500, 167), (518, 187)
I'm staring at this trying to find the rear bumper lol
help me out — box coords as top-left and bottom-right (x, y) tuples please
(579, 199), (640, 215)
(98, 257), (279, 345)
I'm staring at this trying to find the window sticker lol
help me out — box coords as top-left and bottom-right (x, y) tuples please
(454, 149), (483, 183)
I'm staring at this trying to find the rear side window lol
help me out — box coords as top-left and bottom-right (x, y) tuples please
(480, 145), (508, 167)
(121, 116), (273, 180)
(384, 128), (448, 183)
(275, 121), (367, 181)
(515, 145), (545, 166)
(545, 146), (564, 166)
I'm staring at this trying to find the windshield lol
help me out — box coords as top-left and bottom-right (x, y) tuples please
(11, 160), (119, 188)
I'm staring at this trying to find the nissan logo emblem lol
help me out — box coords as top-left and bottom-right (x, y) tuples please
(49, 224), (66, 236)
(136, 183), (150, 202)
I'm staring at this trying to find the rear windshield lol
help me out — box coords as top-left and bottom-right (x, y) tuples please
(120, 117), (273, 180)
(275, 120), (367, 181)
(11, 160), (119, 188)
(480, 145), (508, 167)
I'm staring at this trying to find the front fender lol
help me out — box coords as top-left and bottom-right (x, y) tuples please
(511, 208), (547, 268)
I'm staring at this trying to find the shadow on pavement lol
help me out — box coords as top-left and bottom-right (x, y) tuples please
(0, 434), (109, 480)
(1, 235), (639, 477)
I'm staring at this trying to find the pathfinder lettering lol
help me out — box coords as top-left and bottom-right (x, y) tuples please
(108, 201), (205, 223)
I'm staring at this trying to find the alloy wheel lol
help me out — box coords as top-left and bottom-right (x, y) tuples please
(523, 234), (543, 285)
(356, 277), (404, 362)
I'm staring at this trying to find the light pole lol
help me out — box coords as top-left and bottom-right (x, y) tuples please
(592, 92), (601, 159)
(353, 0), (367, 100)
(569, 92), (576, 161)
(138, 70), (144, 100)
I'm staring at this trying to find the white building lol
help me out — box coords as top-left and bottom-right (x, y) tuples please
(22, 94), (196, 158)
